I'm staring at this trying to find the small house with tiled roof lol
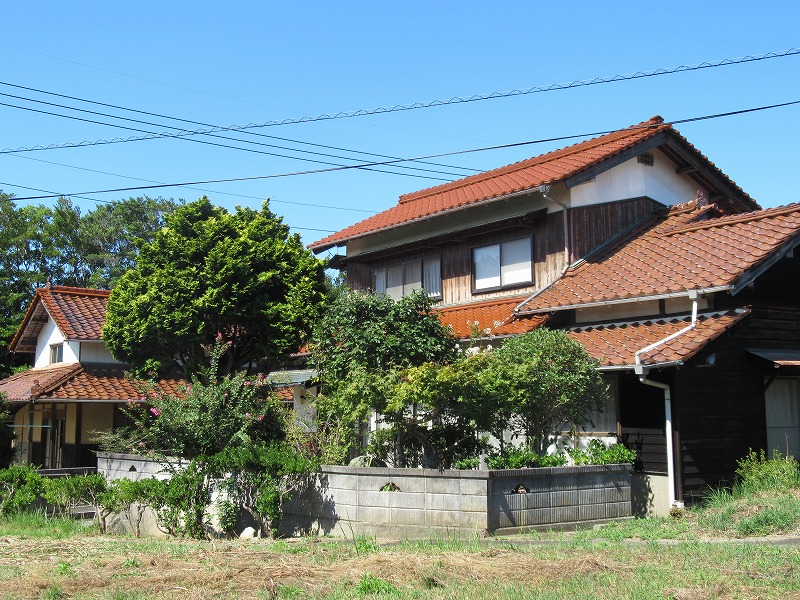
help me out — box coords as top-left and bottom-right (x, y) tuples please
(0, 285), (318, 470)
(310, 116), (800, 514)
(0, 286), (185, 469)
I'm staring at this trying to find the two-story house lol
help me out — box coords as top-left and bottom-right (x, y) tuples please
(309, 116), (800, 514)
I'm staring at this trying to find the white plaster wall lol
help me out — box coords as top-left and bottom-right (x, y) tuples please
(79, 341), (120, 364)
(569, 151), (700, 209)
(34, 318), (78, 367)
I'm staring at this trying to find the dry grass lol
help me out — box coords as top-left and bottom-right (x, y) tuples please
(2, 533), (800, 599)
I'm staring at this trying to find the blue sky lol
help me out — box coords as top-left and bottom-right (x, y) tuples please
(1, 2), (798, 256)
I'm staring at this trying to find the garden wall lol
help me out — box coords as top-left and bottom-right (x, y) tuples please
(281, 464), (631, 539)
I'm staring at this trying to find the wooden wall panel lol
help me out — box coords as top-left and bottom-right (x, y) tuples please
(570, 198), (662, 261)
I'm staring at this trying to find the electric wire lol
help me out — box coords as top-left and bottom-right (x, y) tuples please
(9, 99), (799, 203)
(2, 48), (797, 157)
(4, 154), (378, 214)
(0, 100), (454, 183)
(0, 80), (482, 174)
(0, 90), (471, 179)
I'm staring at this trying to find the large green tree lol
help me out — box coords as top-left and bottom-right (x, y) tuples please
(103, 197), (327, 378)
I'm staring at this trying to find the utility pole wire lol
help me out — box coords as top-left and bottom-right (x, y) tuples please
(2, 48), (797, 156)
(9, 99), (800, 203)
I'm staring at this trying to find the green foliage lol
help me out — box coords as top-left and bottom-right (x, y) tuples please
(734, 449), (800, 495)
(103, 196), (327, 378)
(486, 329), (608, 453)
(216, 500), (238, 537)
(312, 289), (456, 390)
(486, 447), (567, 469)
(354, 573), (398, 595)
(102, 343), (287, 461)
(0, 463), (43, 515)
(0, 193), (178, 377)
(0, 399), (15, 469)
(569, 440), (636, 466)
(452, 457), (480, 470)
(216, 442), (317, 537)
(312, 290), (457, 464)
(148, 463), (212, 539)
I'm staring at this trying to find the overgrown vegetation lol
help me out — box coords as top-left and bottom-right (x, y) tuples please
(98, 342), (317, 539)
(312, 291), (612, 468)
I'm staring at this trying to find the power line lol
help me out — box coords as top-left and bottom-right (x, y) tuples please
(0, 90), (472, 180)
(9, 99), (800, 203)
(0, 179), (338, 233)
(0, 80), (483, 175)
(4, 154), (378, 213)
(2, 48), (797, 157)
(0, 100), (456, 183)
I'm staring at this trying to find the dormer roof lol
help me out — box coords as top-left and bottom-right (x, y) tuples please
(10, 286), (111, 353)
(309, 116), (757, 252)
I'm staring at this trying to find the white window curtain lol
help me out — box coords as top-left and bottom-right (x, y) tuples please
(501, 237), (532, 286)
(423, 257), (441, 298)
(474, 244), (501, 290)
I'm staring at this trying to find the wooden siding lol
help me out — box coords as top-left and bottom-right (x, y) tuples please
(618, 371), (668, 474)
(673, 254), (800, 500)
(343, 211), (566, 304)
(569, 198), (662, 261)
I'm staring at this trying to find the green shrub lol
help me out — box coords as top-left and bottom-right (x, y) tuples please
(735, 449), (800, 495)
(453, 457), (480, 470)
(570, 440), (636, 466)
(0, 464), (43, 515)
(486, 447), (567, 469)
(114, 477), (163, 537)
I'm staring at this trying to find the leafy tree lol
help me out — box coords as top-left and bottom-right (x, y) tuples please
(310, 290), (457, 462)
(485, 328), (608, 453)
(104, 197), (326, 378)
(49, 196), (180, 289)
(99, 343), (316, 539)
(312, 289), (456, 391)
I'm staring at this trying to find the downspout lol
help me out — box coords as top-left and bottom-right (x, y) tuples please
(538, 185), (571, 274)
(633, 290), (699, 509)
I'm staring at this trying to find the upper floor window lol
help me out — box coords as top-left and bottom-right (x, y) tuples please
(373, 256), (441, 301)
(472, 236), (533, 292)
(49, 343), (63, 365)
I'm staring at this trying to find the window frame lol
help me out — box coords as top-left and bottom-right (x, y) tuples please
(372, 255), (442, 301)
(49, 343), (64, 365)
(471, 235), (534, 294)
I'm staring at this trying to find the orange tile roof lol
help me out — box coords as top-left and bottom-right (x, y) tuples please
(568, 308), (750, 368)
(516, 202), (800, 314)
(11, 286), (111, 353)
(310, 116), (754, 252)
(435, 295), (548, 339)
(0, 364), (186, 402)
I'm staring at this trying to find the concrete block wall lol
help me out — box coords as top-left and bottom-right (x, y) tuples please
(487, 464), (631, 533)
(282, 464), (631, 539)
(97, 452), (174, 481)
(282, 466), (489, 539)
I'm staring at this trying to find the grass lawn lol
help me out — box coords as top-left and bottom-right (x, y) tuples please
(1, 511), (799, 599)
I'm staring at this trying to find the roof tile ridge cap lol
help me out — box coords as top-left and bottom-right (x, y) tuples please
(664, 202), (800, 237)
(36, 362), (84, 396)
(48, 286), (112, 296)
(398, 117), (669, 205)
